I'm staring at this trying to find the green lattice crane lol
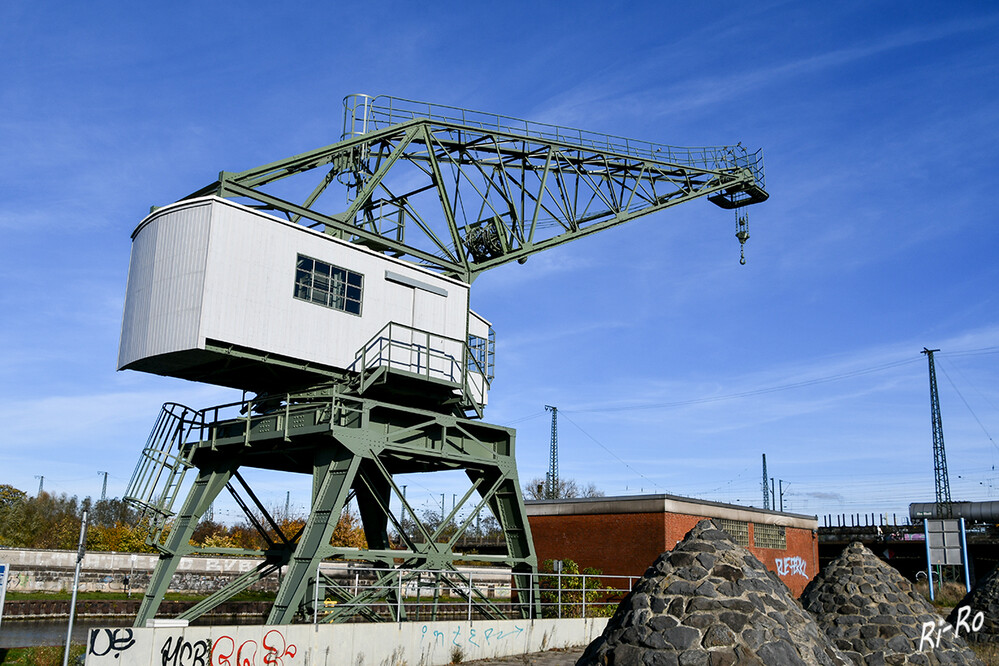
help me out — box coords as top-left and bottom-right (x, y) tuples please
(121, 94), (768, 627)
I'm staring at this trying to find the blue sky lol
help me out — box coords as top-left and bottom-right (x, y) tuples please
(2, 1), (997, 527)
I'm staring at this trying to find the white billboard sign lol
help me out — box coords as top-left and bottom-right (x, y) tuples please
(923, 517), (971, 600)
(925, 518), (964, 565)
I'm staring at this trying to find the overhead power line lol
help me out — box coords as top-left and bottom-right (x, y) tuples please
(937, 360), (997, 451)
(553, 346), (996, 416)
(561, 413), (661, 493)
(941, 346), (999, 358)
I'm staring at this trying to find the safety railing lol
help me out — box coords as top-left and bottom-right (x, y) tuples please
(195, 390), (366, 448)
(313, 565), (636, 624)
(351, 322), (490, 413)
(342, 93), (764, 189)
(124, 392), (368, 537)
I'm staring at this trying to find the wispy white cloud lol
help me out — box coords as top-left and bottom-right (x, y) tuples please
(564, 323), (999, 418)
(538, 13), (999, 129)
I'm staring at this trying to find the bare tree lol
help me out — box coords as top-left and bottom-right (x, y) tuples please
(523, 477), (605, 501)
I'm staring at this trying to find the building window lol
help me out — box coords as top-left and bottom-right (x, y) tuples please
(715, 519), (749, 547)
(294, 255), (363, 315)
(467, 328), (495, 380)
(753, 523), (787, 549)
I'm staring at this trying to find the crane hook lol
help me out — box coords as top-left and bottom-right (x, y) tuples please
(735, 211), (750, 265)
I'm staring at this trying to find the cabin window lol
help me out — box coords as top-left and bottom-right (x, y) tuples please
(467, 328), (495, 380)
(294, 255), (363, 315)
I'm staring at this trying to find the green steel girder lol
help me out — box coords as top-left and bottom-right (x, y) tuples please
(268, 446), (361, 624)
(182, 94), (767, 283)
(129, 387), (536, 626)
(178, 555), (288, 622)
(133, 462), (235, 626)
(188, 391), (516, 471)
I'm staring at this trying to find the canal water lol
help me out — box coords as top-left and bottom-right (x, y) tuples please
(0, 616), (249, 648)
(0, 618), (133, 648)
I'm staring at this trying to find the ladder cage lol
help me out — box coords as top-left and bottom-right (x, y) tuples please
(123, 403), (203, 537)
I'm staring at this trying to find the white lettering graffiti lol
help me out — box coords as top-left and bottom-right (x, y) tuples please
(920, 606), (985, 650)
(774, 556), (807, 578)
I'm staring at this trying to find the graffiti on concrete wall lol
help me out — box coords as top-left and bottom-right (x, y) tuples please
(161, 636), (212, 666)
(422, 623), (524, 649)
(88, 628), (136, 660)
(774, 556), (807, 577)
(7, 571), (29, 588)
(211, 629), (297, 666)
(88, 629), (298, 666)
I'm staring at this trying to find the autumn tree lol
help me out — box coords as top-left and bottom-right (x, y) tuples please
(0, 489), (109, 549)
(186, 507), (366, 551)
(0, 484), (26, 510)
(88, 520), (155, 553)
(0, 485), (367, 554)
(330, 508), (367, 549)
(0, 484), (30, 547)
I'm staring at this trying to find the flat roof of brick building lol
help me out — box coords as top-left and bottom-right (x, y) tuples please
(525, 493), (817, 531)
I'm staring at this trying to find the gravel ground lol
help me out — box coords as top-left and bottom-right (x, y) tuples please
(460, 647), (585, 665)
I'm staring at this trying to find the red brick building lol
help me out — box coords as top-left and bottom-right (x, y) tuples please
(526, 494), (819, 597)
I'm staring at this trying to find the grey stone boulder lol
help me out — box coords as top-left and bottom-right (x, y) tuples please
(801, 542), (983, 665)
(946, 563), (999, 644)
(577, 519), (850, 666)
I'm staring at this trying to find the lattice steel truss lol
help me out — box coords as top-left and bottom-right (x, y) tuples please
(188, 94), (767, 283)
(922, 348), (953, 518)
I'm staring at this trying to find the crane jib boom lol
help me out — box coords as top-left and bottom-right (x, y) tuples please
(185, 94), (768, 283)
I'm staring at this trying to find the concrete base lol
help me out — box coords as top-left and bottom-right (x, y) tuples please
(84, 617), (609, 665)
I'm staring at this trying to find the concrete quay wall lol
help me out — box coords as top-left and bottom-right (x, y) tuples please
(84, 618), (610, 666)
(0, 548), (512, 596)
(1, 548), (271, 594)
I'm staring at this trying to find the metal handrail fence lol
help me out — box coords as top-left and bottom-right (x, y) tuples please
(124, 392), (365, 539)
(342, 93), (764, 188)
(313, 565), (637, 624)
(351, 321), (491, 412)
(193, 391), (358, 447)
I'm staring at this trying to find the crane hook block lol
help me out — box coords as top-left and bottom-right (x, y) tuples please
(735, 212), (750, 265)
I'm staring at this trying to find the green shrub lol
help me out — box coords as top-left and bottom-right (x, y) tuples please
(538, 558), (618, 618)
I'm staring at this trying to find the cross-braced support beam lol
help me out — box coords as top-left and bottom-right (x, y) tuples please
(129, 387), (538, 626)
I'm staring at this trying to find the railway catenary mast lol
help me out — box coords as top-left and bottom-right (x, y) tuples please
(762, 453), (770, 510)
(120, 94), (769, 626)
(922, 348), (953, 518)
(545, 405), (558, 500)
